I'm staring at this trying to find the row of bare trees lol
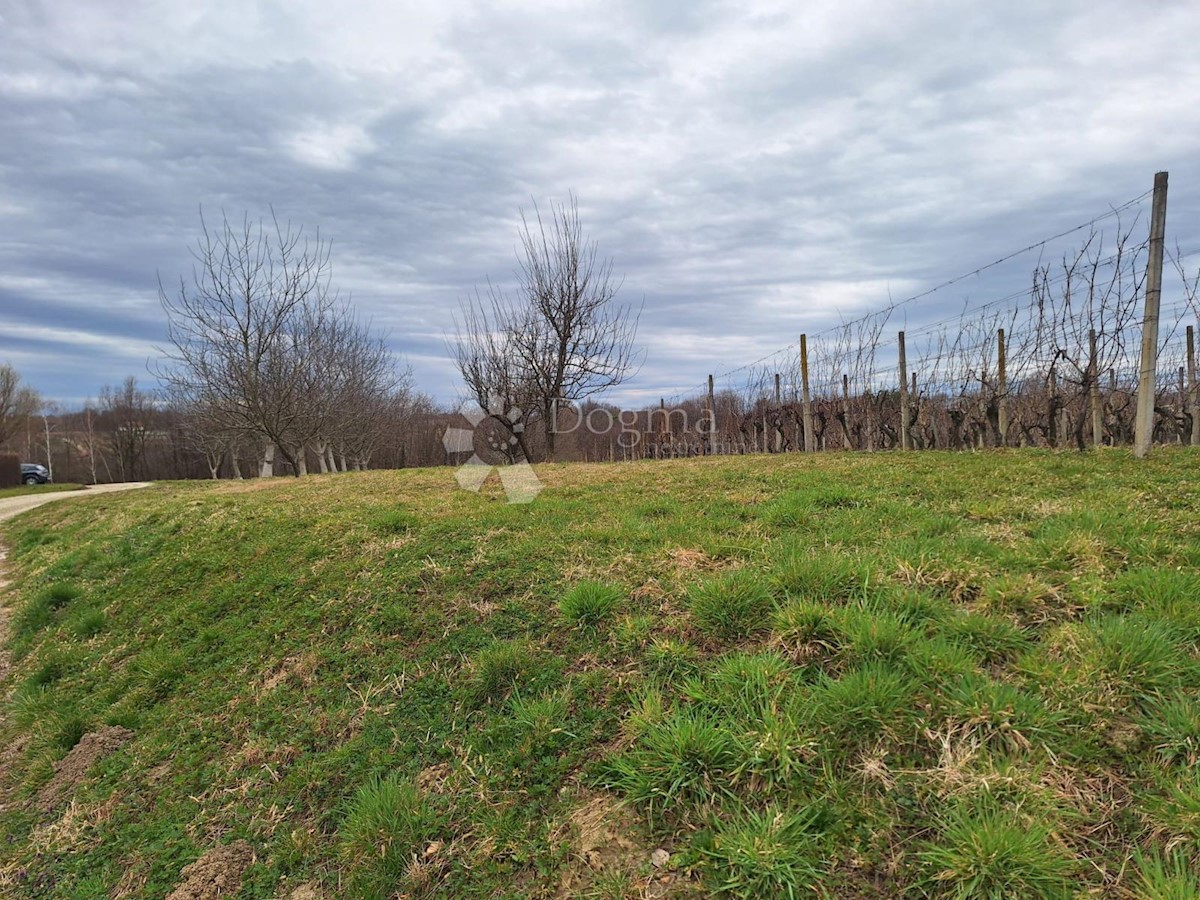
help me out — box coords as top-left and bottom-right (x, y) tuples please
(158, 213), (416, 477)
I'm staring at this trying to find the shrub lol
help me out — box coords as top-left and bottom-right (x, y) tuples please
(558, 581), (622, 631)
(688, 572), (774, 642)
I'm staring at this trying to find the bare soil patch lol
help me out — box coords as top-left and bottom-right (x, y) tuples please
(36, 725), (133, 812)
(165, 840), (255, 900)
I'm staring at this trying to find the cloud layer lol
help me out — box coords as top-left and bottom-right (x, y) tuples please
(3, 0), (1200, 406)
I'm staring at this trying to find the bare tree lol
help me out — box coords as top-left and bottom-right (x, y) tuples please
(99, 377), (156, 481)
(158, 211), (337, 476)
(453, 196), (642, 461)
(0, 364), (41, 451)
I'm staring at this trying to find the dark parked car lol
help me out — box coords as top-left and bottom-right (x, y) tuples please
(20, 463), (51, 485)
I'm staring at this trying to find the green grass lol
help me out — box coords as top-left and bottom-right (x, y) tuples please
(558, 580), (623, 631)
(0, 482), (83, 499)
(0, 449), (1198, 896)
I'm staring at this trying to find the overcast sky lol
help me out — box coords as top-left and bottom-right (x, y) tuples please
(3, 0), (1200, 408)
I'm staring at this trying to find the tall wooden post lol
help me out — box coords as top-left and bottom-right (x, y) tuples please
(1179, 367), (1188, 443)
(800, 334), (814, 452)
(842, 373), (851, 450)
(911, 371), (919, 448)
(707, 374), (716, 455)
(1089, 329), (1103, 447)
(774, 373), (783, 452)
(997, 328), (1008, 445)
(1049, 369), (1059, 449)
(898, 331), (911, 451)
(1188, 325), (1198, 446)
(1135, 171), (1169, 458)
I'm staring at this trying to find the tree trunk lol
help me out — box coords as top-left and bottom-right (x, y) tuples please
(315, 442), (328, 474)
(260, 443), (275, 478)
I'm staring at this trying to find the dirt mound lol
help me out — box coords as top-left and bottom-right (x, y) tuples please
(36, 725), (133, 812)
(166, 840), (254, 900)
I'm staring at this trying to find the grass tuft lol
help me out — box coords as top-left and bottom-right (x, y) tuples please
(919, 805), (1075, 899)
(464, 641), (537, 707)
(699, 805), (830, 897)
(688, 572), (774, 642)
(557, 581), (622, 631)
(602, 708), (739, 824)
(1132, 849), (1200, 899)
(339, 775), (436, 899)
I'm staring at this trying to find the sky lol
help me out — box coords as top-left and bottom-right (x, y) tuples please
(3, 0), (1200, 409)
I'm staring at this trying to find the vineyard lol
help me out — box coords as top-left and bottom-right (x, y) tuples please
(619, 174), (1199, 459)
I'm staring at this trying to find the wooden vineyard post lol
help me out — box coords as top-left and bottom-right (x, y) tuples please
(898, 331), (911, 451)
(842, 373), (851, 450)
(1089, 329), (1103, 447)
(1179, 367), (1188, 443)
(1189, 325), (1199, 446)
(707, 374), (716, 455)
(1135, 171), (1169, 458)
(997, 328), (1008, 445)
(774, 373), (783, 452)
(800, 334), (815, 452)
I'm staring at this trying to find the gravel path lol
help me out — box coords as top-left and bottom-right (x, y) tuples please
(0, 482), (152, 524)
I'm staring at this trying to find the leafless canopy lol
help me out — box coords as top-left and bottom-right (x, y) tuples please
(159, 210), (411, 476)
(453, 195), (642, 460)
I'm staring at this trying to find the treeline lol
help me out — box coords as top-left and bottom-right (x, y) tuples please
(0, 362), (654, 483)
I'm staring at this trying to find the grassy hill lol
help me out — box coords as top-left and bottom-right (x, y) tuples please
(1, 450), (1199, 898)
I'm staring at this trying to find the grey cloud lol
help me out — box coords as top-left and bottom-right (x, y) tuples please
(2, 0), (1200, 411)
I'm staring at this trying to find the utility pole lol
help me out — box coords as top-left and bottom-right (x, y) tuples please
(1134, 171), (1169, 458)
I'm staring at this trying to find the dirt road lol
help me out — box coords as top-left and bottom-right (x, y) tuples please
(0, 482), (152, 524)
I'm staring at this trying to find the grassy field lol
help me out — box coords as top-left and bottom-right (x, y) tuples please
(0, 483), (83, 500)
(1, 450), (1199, 898)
